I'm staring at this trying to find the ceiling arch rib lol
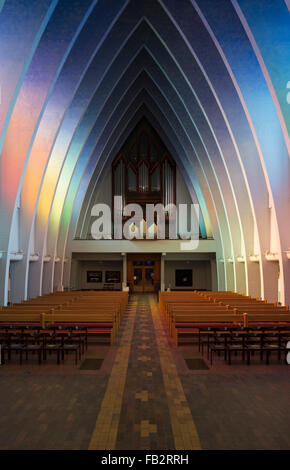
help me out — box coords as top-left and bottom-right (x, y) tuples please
(23, 7), (258, 300)
(72, 40), (226, 239)
(233, 0), (290, 143)
(31, 8), (266, 298)
(73, 71), (236, 291)
(58, 101), (218, 291)
(40, 9), (256, 296)
(194, 0), (290, 303)
(35, 8), (249, 250)
(1, 0), (93, 242)
(42, 79), (226, 295)
(40, 7), (272, 300)
(27, 9), (254, 300)
(0, 0), (58, 144)
(77, 76), (216, 244)
(8, 0), (126, 303)
(65, 88), (228, 283)
(0, 0), (287, 305)
(157, 0), (281, 301)
(25, 0), (135, 300)
(29, 7), (150, 273)
(0, 0), (95, 305)
(123, 5), (264, 298)
(56, 69), (236, 296)
(61, 98), (226, 293)
(26, 14), (224, 298)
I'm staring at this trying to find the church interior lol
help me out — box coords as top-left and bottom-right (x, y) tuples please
(0, 0), (289, 452)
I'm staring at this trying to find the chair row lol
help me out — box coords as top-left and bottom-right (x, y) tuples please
(198, 327), (290, 365)
(159, 291), (290, 345)
(0, 291), (129, 345)
(0, 329), (86, 365)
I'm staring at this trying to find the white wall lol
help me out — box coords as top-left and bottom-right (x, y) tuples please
(10, 204), (20, 253)
(70, 252), (123, 290)
(164, 260), (212, 290)
(80, 260), (122, 290)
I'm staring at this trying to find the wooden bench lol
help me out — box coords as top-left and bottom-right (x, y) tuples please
(58, 307), (120, 329)
(0, 291), (129, 347)
(171, 312), (244, 345)
(223, 304), (287, 310)
(32, 292), (128, 315)
(60, 304), (122, 321)
(1, 306), (56, 313)
(159, 292), (210, 316)
(244, 313), (290, 326)
(167, 305), (234, 329)
(42, 313), (116, 345)
(0, 313), (45, 328)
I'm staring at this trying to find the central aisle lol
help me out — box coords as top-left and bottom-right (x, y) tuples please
(89, 294), (201, 450)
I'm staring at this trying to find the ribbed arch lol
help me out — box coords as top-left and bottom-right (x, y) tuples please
(0, 0), (288, 306)
(62, 97), (225, 288)
(62, 74), (231, 294)
(6, 11), (258, 300)
(8, 0), (122, 302)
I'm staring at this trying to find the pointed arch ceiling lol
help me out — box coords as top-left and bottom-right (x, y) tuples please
(0, 0), (289, 305)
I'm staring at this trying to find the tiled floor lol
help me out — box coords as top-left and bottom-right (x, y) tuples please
(0, 294), (289, 450)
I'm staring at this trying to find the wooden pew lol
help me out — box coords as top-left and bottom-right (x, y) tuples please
(0, 291), (129, 346)
(159, 291), (209, 316)
(37, 291), (128, 314)
(0, 313), (45, 328)
(223, 304), (287, 310)
(167, 304), (233, 329)
(59, 307), (121, 327)
(1, 306), (56, 313)
(240, 308), (290, 316)
(244, 313), (290, 326)
(43, 312), (116, 344)
(171, 312), (244, 345)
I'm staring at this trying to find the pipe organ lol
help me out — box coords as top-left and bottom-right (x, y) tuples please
(112, 118), (176, 212)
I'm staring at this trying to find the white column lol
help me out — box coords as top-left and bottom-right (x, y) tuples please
(210, 257), (217, 291)
(161, 253), (165, 291)
(122, 253), (127, 288)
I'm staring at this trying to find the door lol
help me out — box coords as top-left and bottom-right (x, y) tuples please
(143, 267), (154, 292)
(128, 254), (161, 293)
(133, 267), (143, 292)
(133, 266), (155, 292)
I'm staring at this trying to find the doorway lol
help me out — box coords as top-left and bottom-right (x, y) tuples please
(127, 254), (161, 293)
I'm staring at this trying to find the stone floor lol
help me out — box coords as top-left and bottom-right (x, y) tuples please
(0, 294), (289, 450)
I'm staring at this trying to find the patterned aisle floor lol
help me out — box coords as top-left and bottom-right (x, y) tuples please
(88, 294), (290, 450)
(0, 294), (289, 450)
(112, 295), (201, 450)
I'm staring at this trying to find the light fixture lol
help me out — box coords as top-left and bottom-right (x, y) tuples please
(9, 252), (24, 261)
(265, 252), (279, 261)
(29, 253), (39, 262)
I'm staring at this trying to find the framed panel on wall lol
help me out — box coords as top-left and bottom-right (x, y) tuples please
(175, 269), (192, 287)
(87, 271), (102, 283)
(105, 271), (121, 283)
